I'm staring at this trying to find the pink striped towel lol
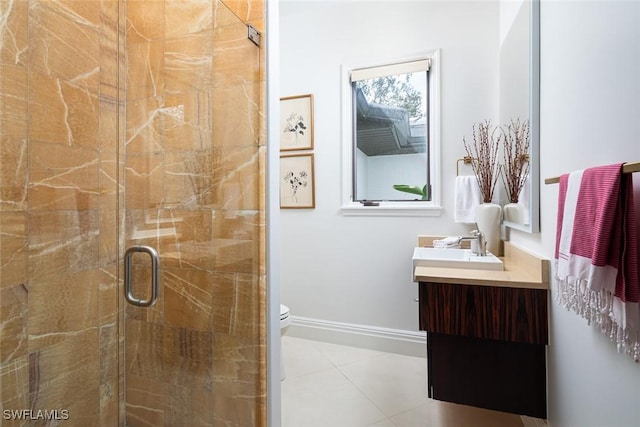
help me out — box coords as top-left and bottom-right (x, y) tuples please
(554, 163), (640, 361)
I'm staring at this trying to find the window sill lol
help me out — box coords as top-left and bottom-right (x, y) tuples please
(340, 202), (444, 217)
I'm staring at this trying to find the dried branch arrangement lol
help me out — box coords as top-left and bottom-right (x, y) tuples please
(463, 120), (501, 203)
(501, 118), (530, 203)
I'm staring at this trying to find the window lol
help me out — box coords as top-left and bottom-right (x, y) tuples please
(341, 52), (441, 216)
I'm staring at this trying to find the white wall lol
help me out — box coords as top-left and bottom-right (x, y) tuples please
(509, 1), (640, 426)
(280, 0), (499, 336)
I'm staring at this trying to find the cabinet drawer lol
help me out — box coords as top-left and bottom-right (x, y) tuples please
(428, 332), (547, 418)
(419, 282), (548, 345)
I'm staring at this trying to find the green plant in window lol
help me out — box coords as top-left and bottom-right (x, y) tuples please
(393, 184), (428, 200)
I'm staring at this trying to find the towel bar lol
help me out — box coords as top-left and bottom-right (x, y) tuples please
(456, 156), (475, 176)
(544, 161), (640, 185)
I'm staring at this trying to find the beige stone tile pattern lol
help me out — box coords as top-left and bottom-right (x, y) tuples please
(282, 337), (546, 427)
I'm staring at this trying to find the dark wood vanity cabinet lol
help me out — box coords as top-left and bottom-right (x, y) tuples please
(419, 281), (548, 419)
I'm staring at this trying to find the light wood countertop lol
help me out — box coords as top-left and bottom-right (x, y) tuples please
(413, 237), (550, 290)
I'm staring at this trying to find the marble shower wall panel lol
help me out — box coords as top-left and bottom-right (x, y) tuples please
(0, 0), (121, 425)
(1, 1), (31, 423)
(221, 0), (265, 32)
(123, 0), (265, 426)
(211, 4), (265, 424)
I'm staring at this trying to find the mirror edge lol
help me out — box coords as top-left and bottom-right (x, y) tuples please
(503, 0), (540, 233)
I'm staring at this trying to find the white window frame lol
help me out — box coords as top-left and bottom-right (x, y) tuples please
(340, 50), (442, 217)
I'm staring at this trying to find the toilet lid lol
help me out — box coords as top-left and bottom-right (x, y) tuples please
(280, 304), (289, 319)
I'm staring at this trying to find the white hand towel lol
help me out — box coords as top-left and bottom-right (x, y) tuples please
(518, 174), (531, 225)
(433, 237), (461, 248)
(454, 175), (482, 223)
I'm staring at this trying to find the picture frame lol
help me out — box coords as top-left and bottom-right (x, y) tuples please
(280, 153), (315, 209)
(280, 94), (314, 151)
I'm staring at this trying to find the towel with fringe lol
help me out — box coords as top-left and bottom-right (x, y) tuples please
(454, 175), (482, 223)
(554, 163), (640, 361)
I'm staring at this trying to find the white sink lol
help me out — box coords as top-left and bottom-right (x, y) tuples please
(412, 247), (504, 271)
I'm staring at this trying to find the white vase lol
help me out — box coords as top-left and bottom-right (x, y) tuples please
(503, 202), (524, 225)
(474, 203), (502, 255)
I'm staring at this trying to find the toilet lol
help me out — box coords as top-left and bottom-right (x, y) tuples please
(280, 304), (291, 380)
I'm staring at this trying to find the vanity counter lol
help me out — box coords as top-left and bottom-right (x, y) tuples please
(414, 237), (550, 419)
(413, 238), (549, 290)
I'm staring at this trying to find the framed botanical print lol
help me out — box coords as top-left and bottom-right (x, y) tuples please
(280, 153), (315, 209)
(280, 94), (314, 151)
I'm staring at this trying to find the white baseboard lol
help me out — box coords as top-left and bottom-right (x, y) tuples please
(287, 315), (427, 358)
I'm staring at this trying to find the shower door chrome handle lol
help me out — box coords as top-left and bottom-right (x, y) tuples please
(124, 245), (159, 307)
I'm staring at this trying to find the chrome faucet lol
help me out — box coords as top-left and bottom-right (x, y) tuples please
(457, 230), (487, 256)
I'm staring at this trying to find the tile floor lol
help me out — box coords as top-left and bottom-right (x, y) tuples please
(281, 336), (547, 427)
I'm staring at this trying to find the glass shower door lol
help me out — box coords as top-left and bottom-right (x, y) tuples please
(0, 1), (264, 425)
(121, 1), (264, 426)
